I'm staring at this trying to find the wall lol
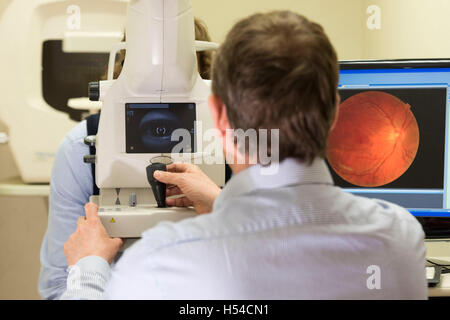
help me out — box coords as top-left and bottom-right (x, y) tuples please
(192, 0), (366, 60)
(362, 0), (450, 59)
(192, 0), (450, 60)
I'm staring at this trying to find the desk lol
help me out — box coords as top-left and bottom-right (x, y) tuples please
(0, 179), (49, 299)
(426, 240), (450, 297)
(0, 177), (50, 197)
(428, 270), (450, 297)
(429, 287), (450, 297)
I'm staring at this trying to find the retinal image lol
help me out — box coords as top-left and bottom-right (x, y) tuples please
(326, 88), (446, 189)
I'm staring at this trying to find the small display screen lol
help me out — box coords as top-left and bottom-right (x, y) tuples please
(125, 103), (196, 153)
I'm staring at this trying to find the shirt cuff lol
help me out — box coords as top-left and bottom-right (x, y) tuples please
(76, 256), (111, 277)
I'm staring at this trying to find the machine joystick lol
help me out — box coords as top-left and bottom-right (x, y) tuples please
(146, 163), (167, 208)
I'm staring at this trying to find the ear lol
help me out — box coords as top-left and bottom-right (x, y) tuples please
(208, 94), (231, 138)
(330, 93), (340, 131)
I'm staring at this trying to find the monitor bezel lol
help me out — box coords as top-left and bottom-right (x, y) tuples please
(338, 58), (450, 238)
(340, 58), (450, 70)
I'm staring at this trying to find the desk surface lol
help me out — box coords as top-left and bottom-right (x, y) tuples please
(429, 287), (450, 297)
(0, 177), (49, 196)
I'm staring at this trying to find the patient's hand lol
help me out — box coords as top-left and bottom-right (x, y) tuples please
(64, 203), (123, 266)
(153, 162), (221, 214)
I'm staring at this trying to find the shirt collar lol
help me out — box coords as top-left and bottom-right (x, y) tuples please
(213, 157), (334, 211)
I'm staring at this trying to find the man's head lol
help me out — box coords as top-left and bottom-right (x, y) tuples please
(210, 11), (339, 165)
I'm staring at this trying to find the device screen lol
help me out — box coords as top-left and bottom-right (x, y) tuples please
(125, 103), (196, 153)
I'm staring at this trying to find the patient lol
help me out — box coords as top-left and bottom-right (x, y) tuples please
(38, 18), (213, 300)
(61, 11), (427, 299)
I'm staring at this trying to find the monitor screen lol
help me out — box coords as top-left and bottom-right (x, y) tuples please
(332, 60), (450, 218)
(125, 103), (196, 154)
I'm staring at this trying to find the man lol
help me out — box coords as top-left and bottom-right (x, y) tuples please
(38, 18), (214, 300)
(61, 11), (427, 299)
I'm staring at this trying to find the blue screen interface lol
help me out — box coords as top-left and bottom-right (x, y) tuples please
(333, 67), (450, 217)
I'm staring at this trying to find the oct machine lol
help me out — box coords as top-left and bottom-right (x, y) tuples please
(86, 0), (225, 238)
(0, 0), (128, 182)
(0, 0), (224, 238)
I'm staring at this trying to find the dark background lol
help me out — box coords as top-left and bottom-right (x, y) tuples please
(327, 87), (447, 189)
(42, 40), (109, 121)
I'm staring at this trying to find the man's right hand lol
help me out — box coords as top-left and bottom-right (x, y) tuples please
(153, 163), (221, 214)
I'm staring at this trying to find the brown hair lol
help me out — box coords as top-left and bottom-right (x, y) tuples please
(113, 33), (126, 80)
(106, 18), (213, 80)
(194, 17), (213, 80)
(212, 11), (339, 163)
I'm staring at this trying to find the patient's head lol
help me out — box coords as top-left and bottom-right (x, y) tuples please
(212, 11), (339, 164)
(194, 17), (213, 80)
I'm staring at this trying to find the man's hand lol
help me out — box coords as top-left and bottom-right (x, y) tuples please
(153, 163), (221, 214)
(64, 203), (123, 266)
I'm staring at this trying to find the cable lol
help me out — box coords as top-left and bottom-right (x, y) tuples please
(427, 259), (450, 273)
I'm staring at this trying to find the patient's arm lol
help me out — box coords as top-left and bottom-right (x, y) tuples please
(60, 203), (122, 300)
(38, 122), (92, 299)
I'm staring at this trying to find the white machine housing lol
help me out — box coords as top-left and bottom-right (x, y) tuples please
(94, 0), (225, 237)
(0, 0), (128, 183)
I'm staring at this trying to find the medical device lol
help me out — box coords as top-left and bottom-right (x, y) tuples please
(0, 0), (128, 183)
(87, 0), (225, 238)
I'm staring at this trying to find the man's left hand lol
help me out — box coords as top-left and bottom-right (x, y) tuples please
(64, 203), (123, 266)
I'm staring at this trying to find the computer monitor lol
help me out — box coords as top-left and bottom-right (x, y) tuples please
(333, 59), (450, 238)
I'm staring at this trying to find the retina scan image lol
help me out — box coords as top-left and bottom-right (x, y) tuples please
(327, 91), (420, 187)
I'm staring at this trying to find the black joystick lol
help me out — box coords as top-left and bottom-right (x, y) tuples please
(146, 163), (167, 208)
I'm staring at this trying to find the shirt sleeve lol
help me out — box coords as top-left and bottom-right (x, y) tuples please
(60, 239), (163, 300)
(60, 256), (111, 300)
(38, 122), (93, 300)
(103, 238), (164, 300)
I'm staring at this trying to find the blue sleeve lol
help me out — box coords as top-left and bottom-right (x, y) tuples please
(38, 121), (93, 300)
